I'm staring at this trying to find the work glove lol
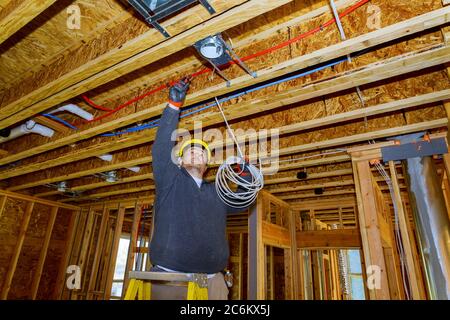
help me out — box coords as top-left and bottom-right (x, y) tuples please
(168, 77), (190, 108)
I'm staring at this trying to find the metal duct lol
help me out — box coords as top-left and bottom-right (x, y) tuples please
(404, 156), (450, 299)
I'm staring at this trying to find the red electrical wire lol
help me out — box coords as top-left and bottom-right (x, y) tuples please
(78, 0), (370, 126)
(82, 95), (113, 112)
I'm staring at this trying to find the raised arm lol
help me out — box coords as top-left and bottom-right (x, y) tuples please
(152, 79), (190, 187)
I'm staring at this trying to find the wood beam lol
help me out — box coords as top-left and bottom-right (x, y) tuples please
(35, 174), (154, 197)
(296, 229), (361, 249)
(2, 44), (449, 182)
(56, 118), (446, 203)
(60, 167), (355, 203)
(2, 115), (445, 184)
(290, 197), (356, 210)
(248, 196), (263, 300)
(72, 208), (95, 299)
(59, 186), (155, 203)
(207, 90), (450, 160)
(87, 0), (359, 109)
(280, 189), (356, 200)
(104, 205), (126, 300)
(188, 44), (450, 132)
(8, 158), (153, 192)
(2, 7), (449, 164)
(36, 155), (348, 197)
(52, 209), (80, 299)
(15, 153), (349, 193)
(0, 149), (9, 158)
(0, 0), (56, 45)
(34, 116), (71, 134)
(0, 0), (293, 128)
(86, 206), (110, 300)
(0, 194), (7, 218)
(122, 203), (143, 299)
(388, 161), (423, 299)
(262, 221), (291, 248)
(0, 189), (79, 210)
(0, 201), (34, 299)
(80, 198), (154, 210)
(268, 180), (354, 193)
(273, 119), (447, 159)
(352, 160), (390, 300)
(14, 120), (448, 204)
(30, 206), (58, 300)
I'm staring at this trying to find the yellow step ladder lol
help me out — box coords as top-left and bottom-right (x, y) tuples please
(124, 271), (208, 300)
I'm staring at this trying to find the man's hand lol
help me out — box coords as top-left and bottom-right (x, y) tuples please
(169, 77), (190, 108)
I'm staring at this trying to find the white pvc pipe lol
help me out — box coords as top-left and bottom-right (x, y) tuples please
(97, 154), (113, 162)
(0, 120), (54, 143)
(49, 103), (94, 121)
(127, 166), (141, 173)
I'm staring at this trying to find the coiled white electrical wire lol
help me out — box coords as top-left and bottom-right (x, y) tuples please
(216, 156), (264, 208)
(214, 98), (264, 208)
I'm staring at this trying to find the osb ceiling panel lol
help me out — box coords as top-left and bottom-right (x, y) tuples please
(0, 0), (449, 205)
(0, 0), (134, 88)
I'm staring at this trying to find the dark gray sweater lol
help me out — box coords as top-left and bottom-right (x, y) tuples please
(149, 106), (251, 273)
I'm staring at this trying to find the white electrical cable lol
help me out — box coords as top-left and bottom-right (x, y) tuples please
(373, 160), (411, 300)
(214, 98), (264, 208)
(329, 0), (352, 63)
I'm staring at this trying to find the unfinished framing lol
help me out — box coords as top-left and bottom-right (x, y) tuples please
(1, 0), (450, 300)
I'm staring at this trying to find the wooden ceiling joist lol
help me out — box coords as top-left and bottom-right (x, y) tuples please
(279, 189), (356, 200)
(290, 197), (356, 210)
(0, 189), (79, 210)
(187, 44), (450, 131)
(268, 180), (355, 193)
(34, 116), (71, 134)
(1, 7), (449, 166)
(49, 162), (352, 203)
(8, 117), (446, 201)
(47, 159), (408, 203)
(34, 155), (349, 197)
(1, 73), (448, 183)
(10, 152), (349, 194)
(0, 0), (56, 45)
(8, 157), (153, 192)
(86, 0), (359, 110)
(9, 81), (444, 191)
(35, 173), (155, 197)
(0, 0), (294, 128)
(59, 186), (155, 203)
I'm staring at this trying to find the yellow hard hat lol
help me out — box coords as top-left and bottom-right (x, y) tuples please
(178, 139), (211, 162)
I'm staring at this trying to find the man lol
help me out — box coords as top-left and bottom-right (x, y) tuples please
(149, 78), (252, 300)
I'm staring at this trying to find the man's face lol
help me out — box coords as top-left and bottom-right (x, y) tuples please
(180, 145), (208, 173)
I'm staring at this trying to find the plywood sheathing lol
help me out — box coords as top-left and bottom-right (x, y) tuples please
(0, 0), (445, 155)
(0, 198), (72, 299)
(0, 0), (144, 104)
(6, 68), (448, 191)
